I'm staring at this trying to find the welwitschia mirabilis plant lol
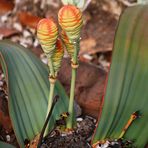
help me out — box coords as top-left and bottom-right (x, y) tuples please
(58, 5), (83, 129)
(92, 5), (148, 148)
(0, 41), (69, 147)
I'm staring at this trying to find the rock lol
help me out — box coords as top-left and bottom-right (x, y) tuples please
(76, 118), (83, 122)
(13, 22), (23, 32)
(74, 101), (82, 117)
(58, 58), (106, 118)
(6, 135), (10, 142)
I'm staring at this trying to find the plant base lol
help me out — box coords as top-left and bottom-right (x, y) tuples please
(40, 116), (96, 148)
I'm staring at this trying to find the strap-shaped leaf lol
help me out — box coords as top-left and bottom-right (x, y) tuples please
(92, 5), (148, 148)
(0, 40), (69, 147)
(0, 141), (15, 148)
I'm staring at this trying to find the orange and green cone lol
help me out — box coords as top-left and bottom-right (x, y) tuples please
(37, 18), (58, 57)
(58, 5), (83, 41)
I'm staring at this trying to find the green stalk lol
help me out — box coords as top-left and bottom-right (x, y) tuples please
(44, 80), (56, 136)
(46, 82), (55, 118)
(67, 68), (76, 128)
(44, 56), (56, 135)
(48, 57), (55, 77)
(46, 57), (55, 118)
(67, 40), (80, 129)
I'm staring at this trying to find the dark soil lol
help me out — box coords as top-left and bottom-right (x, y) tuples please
(41, 116), (96, 148)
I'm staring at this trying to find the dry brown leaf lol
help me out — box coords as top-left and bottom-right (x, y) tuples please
(80, 38), (97, 54)
(0, 111), (12, 132)
(29, 134), (40, 148)
(0, 0), (14, 15)
(80, 37), (113, 55)
(0, 27), (19, 38)
(31, 47), (43, 57)
(18, 12), (42, 29)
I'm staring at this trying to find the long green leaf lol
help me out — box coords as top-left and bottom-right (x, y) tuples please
(92, 5), (148, 148)
(0, 141), (15, 148)
(0, 40), (69, 147)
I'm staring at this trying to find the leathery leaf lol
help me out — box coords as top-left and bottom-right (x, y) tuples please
(92, 5), (148, 148)
(0, 141), (15, 148)
(0, 40), (69, 147)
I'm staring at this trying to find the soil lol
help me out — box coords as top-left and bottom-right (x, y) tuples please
(41, 116), (96, 148)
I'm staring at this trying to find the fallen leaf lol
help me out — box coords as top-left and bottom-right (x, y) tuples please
(0, 27), (19, 38)
(31, 47), (43, 57)
(0, 0), (14, 14)
(0, 111), (12, 132)
(18, 12), (42, 29)
(80, 38), (97, 55)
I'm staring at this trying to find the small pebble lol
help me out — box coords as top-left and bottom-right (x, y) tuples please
(20, 37), (33, 47)
(23, 30), (31, 38)
(34, 39), (39, 47)
(74, 102), (82, 117)
(1, 73), (5, 79)
(5, 96), (8, 100)
(102, 141), (110, 148)
(76, 118), (83, 122)
(13, 22), (23, 32)
(6, 135), (11, 142)
(61, 133), (67, 137)
(40, 54), (48, 64)
(86, 115), (96, 123)
(83, 54), (93, 61)
(111, 141), (118, 145)
(77, 123), (81, 128)
(20, 42), (28, 48)
(0, 35), (3, 40)
(0, 81), (4, 86)
(1, 15), (8, 23)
